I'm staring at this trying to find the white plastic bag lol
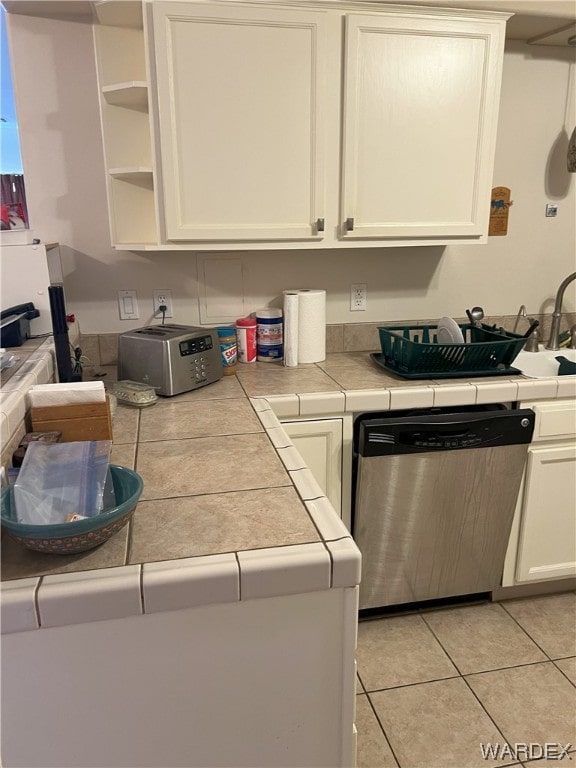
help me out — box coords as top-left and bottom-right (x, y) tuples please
(14, 441), (112, 525)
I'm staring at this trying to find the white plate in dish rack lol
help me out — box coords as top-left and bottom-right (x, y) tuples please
(437, 317), (465, 344)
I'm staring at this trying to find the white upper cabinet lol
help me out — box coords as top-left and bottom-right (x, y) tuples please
(95, 2), (508, 249)
(152, 2), (329, 242)
(340, 13), (505, 242)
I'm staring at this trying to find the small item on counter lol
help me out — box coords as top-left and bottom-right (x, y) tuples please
(217, 327), (238, 375)
(12, 431), (62, 468)
(282, 289), (326, 365)
(0, 350), (19, 369)
(256, 308), (283, 362)
(11, 448), (26, 468)
(110, 380), (158, 407)
(13, 440), (112, 525)
(555, 356), (576, 376)
(236, 317), (257, 363)
(1, 464), (143, 555)
(20, 431), (63, 446)
(66, 513), (88, 522)
(7, 468), (20, 485)
(28, 381), (106, 407)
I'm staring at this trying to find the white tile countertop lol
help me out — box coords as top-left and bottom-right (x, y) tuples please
(1, 348), (575, 633)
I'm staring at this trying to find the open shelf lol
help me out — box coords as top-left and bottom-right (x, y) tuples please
(102, 82), (148, 109)
(109, 167), (153, 180)
(95, 0), (158, 248)
(94, 0), (143, 29)
(110, 174), (157, 245)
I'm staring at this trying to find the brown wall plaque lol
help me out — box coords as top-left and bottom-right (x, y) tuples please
(489, 186), (513, 236)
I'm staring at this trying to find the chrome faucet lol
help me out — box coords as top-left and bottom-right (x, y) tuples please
(513, 304), (539, 351)
(512, 305), (527, 333)
(545, 272), (576, 350)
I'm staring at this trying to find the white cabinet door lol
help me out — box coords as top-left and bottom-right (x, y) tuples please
(282, 419), (342, 517)
(516, 444), (576, 582)
(340, 13), (505, 241)
(153, 2), (328, 242)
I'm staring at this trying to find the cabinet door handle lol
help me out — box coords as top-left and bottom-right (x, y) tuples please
(316, 218), (325, 232)
(345, 217), (354, 232)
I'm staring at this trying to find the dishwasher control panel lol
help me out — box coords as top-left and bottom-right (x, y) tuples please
(409, 432), (487, 449)
(358, 406), (535, 457)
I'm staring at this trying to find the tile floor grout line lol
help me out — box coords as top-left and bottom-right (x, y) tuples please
(419, 612), (466, 675)
(362, 673), (460, 695)
(498, 601), (556, 662)
(421, 615), (514, 754)
(363, 692), (402, 768)
(360, 656), (567, 696)
(551, 659), (576, 691)
(459, 674), (518, 756)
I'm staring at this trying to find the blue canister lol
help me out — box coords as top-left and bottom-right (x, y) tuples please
(256, 308), (283, 362)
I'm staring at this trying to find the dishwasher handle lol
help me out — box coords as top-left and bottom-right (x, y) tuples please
(358, 408), (535, 456)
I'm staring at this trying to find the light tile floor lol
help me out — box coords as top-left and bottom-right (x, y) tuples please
(356, 592), (576, 768)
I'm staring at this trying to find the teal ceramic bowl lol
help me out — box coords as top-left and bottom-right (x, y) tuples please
(1, 464), (143, 554)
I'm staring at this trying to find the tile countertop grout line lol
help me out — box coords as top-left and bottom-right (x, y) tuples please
(136, 428), (266, 443)
(124, 407), (141, 568)
(139, 562), (145, 614)
(33, 575), (43, 628)
(234, 552), (242, 601)
(138, 482), (295, 504)
(323, 540), (335, 589)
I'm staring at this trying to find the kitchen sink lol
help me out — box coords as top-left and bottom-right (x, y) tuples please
(514, 346), (576, 378)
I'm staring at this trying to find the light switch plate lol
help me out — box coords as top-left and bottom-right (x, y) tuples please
(118, 290), (139, 320)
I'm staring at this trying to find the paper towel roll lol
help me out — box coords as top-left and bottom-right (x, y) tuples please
(283, 289), (326, 365)
(29, 381), (106, 407)
(283, 291), (300, 367)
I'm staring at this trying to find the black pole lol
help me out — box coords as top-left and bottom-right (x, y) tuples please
(48, 285), (75, 383)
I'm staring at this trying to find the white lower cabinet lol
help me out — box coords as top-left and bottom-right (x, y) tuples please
(2, 588), (358, 767)
(281, 416), (353, 528)
(515, 444), (576, 582)
(503, 399), (576, 587)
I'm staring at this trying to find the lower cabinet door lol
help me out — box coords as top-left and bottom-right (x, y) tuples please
(282, 419), (342, 517)
(516, 444), (576, 582)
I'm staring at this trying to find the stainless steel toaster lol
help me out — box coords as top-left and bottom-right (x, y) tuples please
(118, 324), (223, 396)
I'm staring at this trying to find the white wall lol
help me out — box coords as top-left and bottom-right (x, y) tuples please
(6, 12), (576, 334)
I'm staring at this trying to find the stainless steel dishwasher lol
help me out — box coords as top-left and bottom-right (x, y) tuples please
(353, 405), (535, 611)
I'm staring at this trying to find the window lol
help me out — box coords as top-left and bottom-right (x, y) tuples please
(1, 3), (28, 230)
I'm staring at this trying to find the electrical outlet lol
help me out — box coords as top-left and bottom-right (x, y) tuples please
(153, 289), (173, 318)
(350, 283), (367, 311)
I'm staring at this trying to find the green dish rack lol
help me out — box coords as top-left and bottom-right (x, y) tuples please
(375, 323), (528, 379)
